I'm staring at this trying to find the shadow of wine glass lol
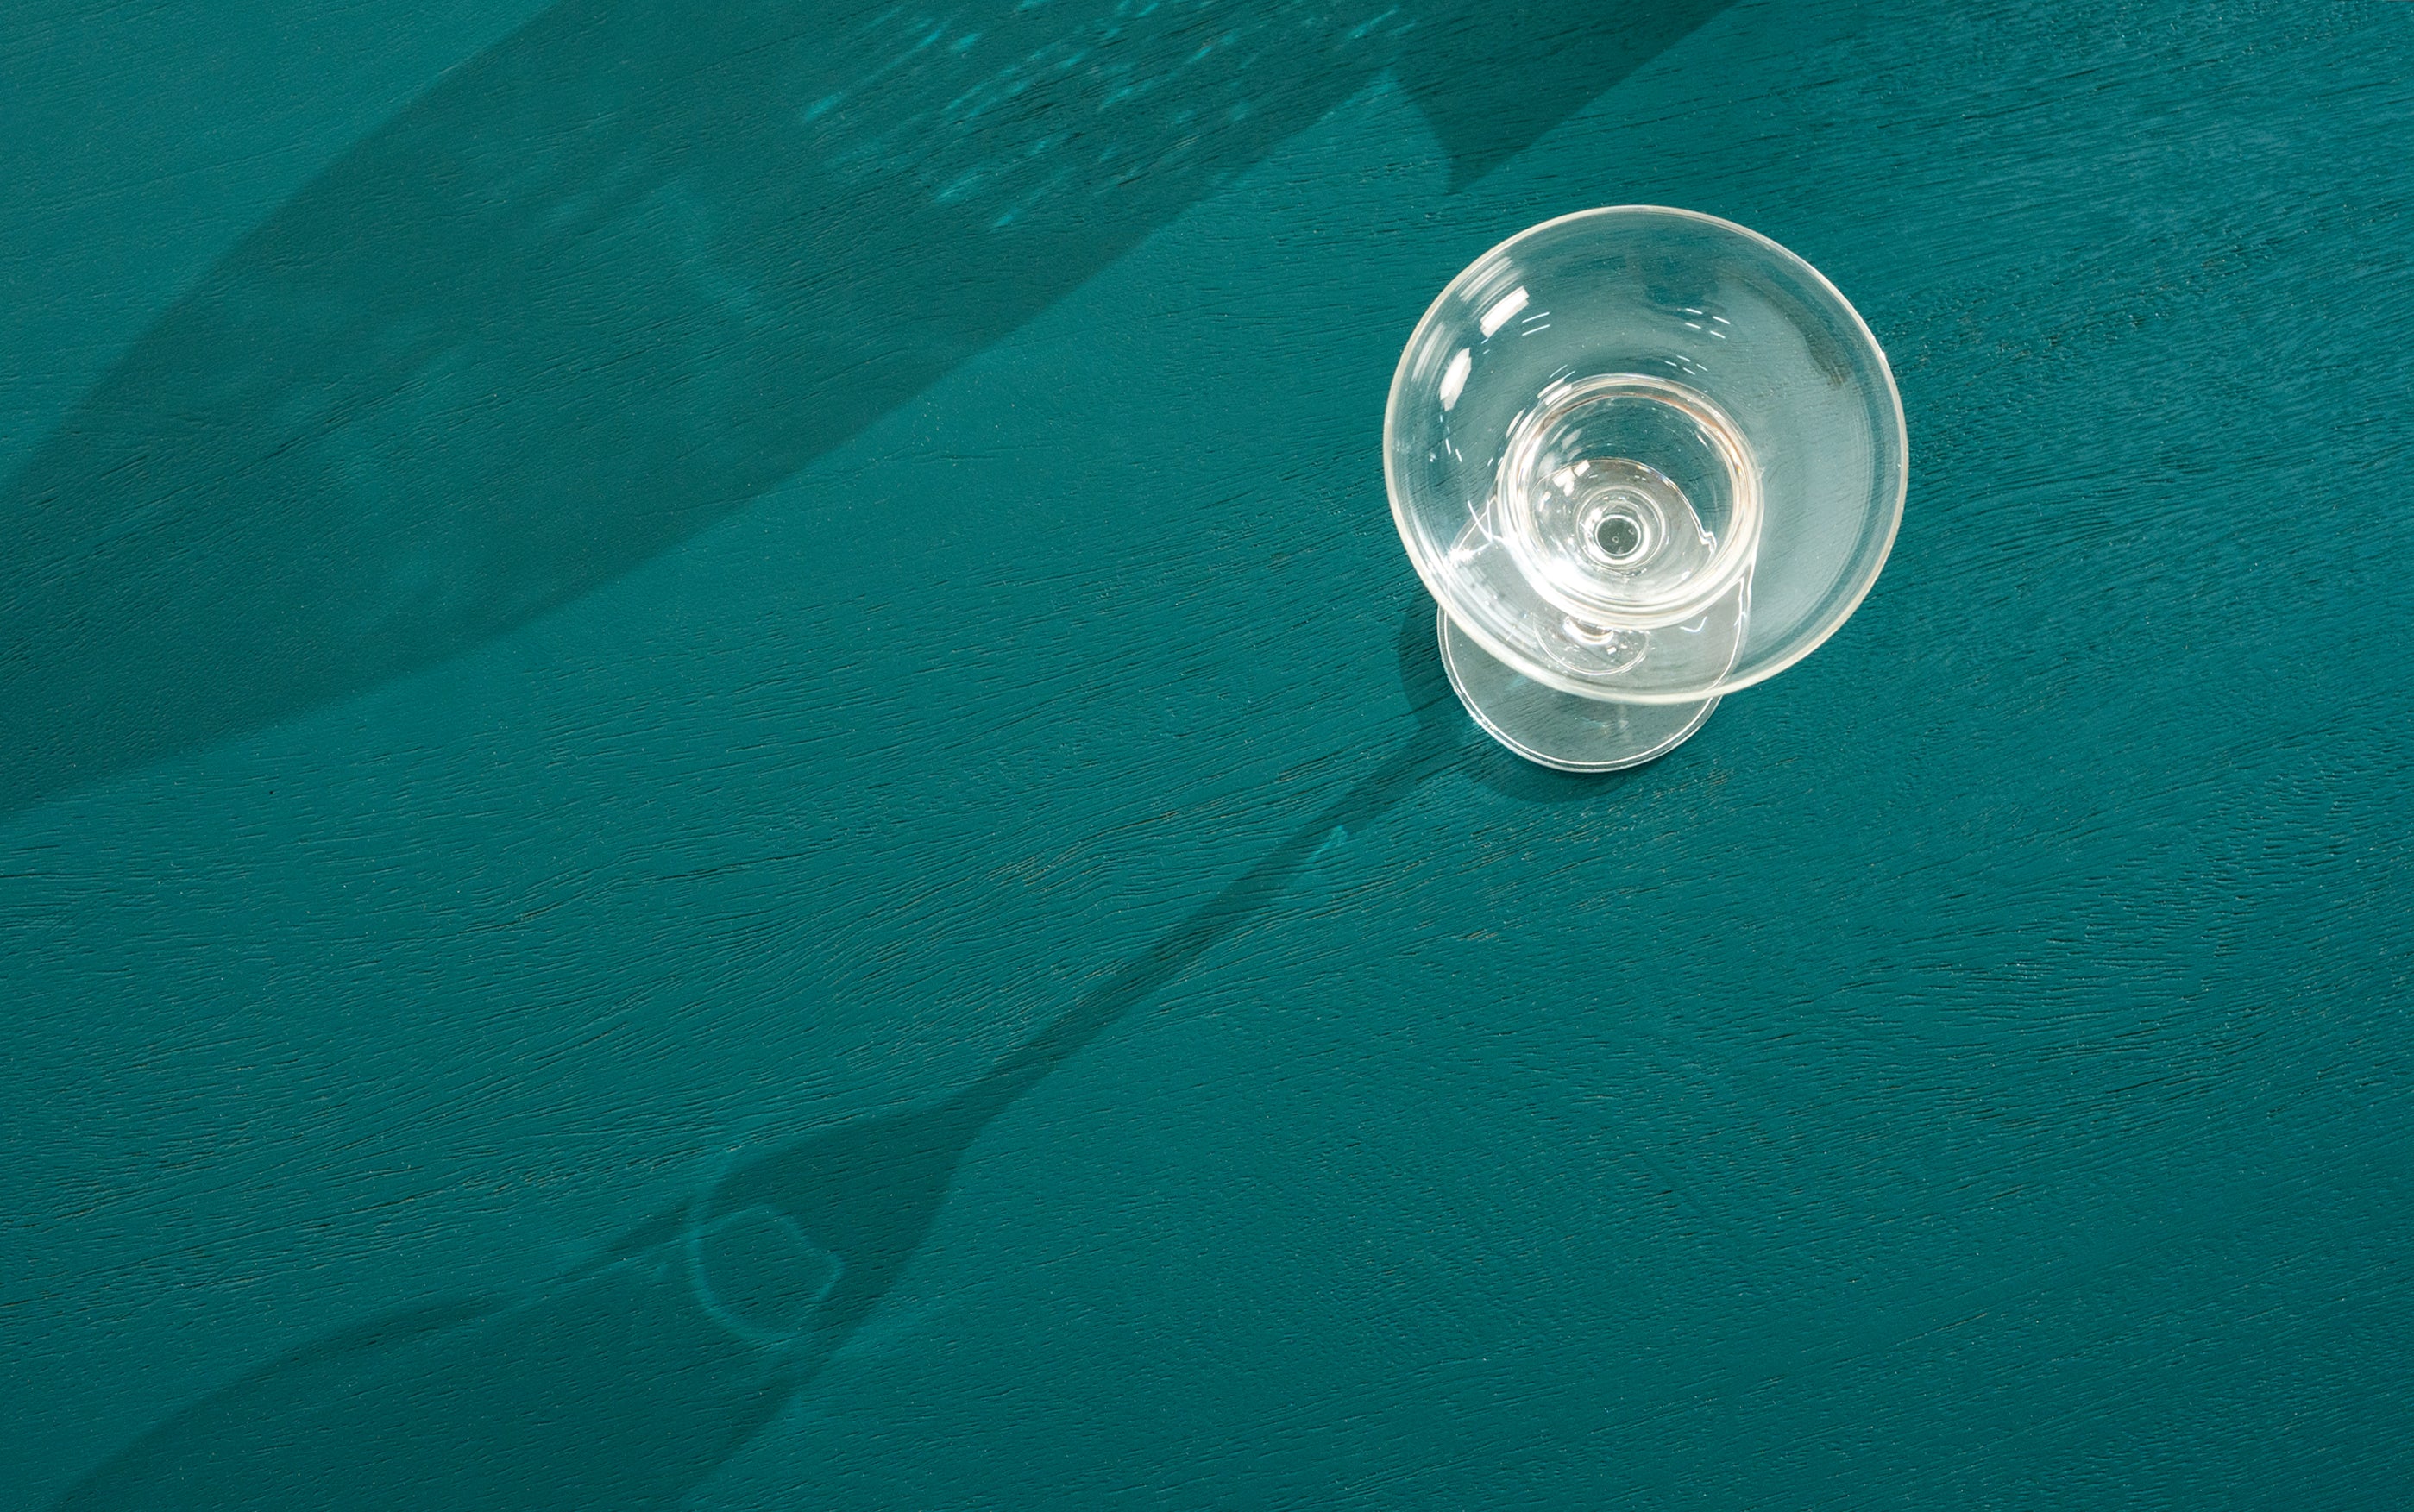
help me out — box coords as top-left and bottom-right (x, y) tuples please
(52, 587), (1675, 1509)
(0, 0), (1733, 819)
(51, 593), (1512, 1510)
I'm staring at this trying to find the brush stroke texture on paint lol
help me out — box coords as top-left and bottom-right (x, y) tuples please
(3, 0), (2412, 1508)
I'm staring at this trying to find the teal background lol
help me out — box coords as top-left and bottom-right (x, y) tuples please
(4, 0), (2411, 1506)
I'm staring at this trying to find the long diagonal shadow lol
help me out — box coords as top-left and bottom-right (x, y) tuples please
(0, 0), (1733, 818)
(56, 599), (1644, 1511)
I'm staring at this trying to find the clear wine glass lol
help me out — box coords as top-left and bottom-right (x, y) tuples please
(1386, 207), (1908, 770)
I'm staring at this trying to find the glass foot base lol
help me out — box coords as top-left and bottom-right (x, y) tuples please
(1436, 607), (1717, 772)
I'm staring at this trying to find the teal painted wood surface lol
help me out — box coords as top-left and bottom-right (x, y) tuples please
(3, 0), (2411, 1506)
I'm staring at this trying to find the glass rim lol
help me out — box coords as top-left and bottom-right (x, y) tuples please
(1384, 204), (1908, 705)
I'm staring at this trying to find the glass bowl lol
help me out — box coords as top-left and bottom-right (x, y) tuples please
(1386, 207), (1906, 769)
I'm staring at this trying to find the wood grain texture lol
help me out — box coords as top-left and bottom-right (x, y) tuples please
(3, 0), (2411, 1507)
